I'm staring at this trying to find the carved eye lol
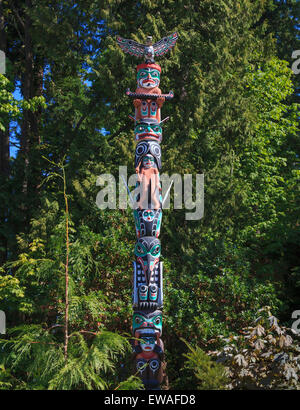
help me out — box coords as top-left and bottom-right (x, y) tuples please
(135, 316), (142, 324)
(140, 285), (147, 293)
(152, 245), (160, 256)
(135, 242), (147, 257)
(150, 285), (157, 293)
(137, 361), (145, 371)
(154, 316), (161, 325)
(150, 360), (159, 371)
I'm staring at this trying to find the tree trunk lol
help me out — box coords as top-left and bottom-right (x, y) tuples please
(0, 0), (9, 264)
(19, 0), (43, 228)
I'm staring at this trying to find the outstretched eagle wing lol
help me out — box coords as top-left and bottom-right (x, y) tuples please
(116, 36), (145, 58)
(153, 32), (178, 57)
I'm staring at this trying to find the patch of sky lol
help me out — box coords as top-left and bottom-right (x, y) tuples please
(10, 80), (22, 158)
(96, 128), (110, 136)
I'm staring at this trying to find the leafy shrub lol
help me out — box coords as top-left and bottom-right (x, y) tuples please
(171, 339), (228, 390)
(208, 307), (300, 389)
(0, 325), (143, 390)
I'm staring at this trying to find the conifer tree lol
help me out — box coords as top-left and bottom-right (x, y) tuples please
(0, 0), (299, 389)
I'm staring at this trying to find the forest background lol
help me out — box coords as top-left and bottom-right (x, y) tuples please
(0, 0), (299, 390)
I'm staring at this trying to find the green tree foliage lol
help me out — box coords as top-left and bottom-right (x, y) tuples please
(261, 0), (300, 106)
(0, 74), (19, 131)
(0, 325), (143, 390)
(173, 339), (228, 390)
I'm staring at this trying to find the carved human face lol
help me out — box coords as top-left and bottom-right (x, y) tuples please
(133, 311), (163, 335)
(140, 336), (156, 353)
(134, 123), (162, 142)
(142, 210), (155, 222)
(142, 155), (155, 169)
(137, 68), (160, 89)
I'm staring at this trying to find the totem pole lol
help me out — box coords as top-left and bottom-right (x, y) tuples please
(117, 32), (178, 390)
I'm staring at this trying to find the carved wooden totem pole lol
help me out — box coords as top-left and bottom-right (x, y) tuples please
(117, 32), (178, 390)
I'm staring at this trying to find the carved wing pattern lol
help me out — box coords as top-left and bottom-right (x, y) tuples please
(153, 32), (178, 57)
(116, 36), (145, 58)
